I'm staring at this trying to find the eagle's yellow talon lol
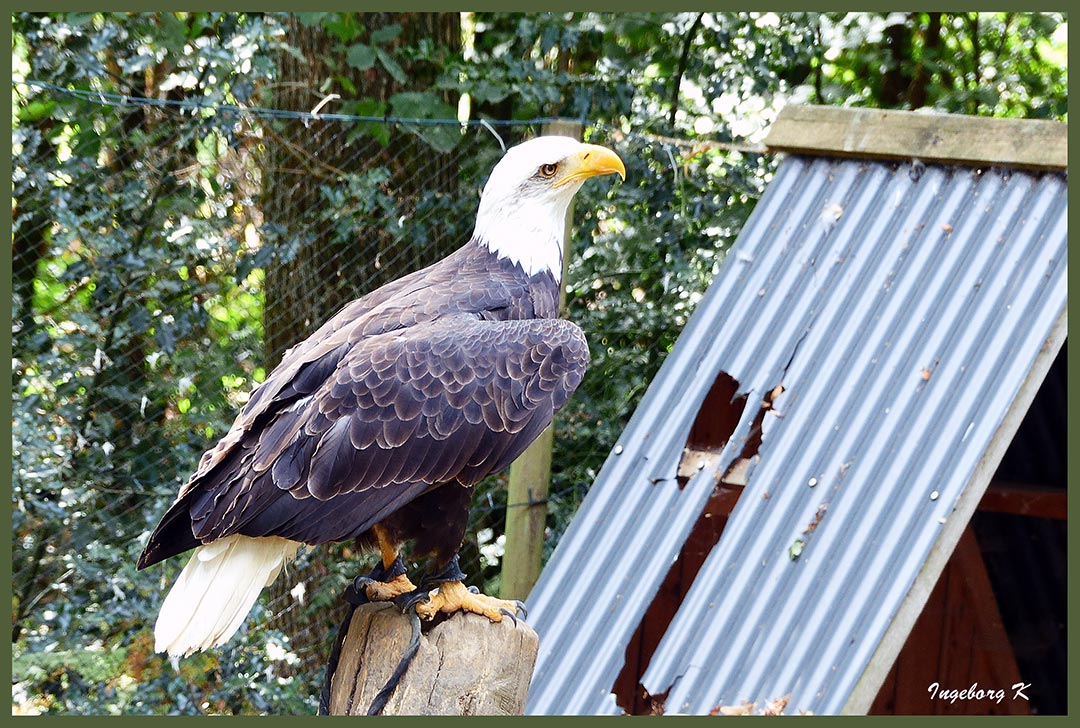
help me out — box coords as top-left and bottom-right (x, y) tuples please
(364, 573), (417, 602)
(414, 580), (523, 623)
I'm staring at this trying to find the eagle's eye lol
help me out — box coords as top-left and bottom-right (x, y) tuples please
(538, 163), (559, 178)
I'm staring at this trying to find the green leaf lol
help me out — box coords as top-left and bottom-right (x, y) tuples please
(388, 91), (455, 119)
(71, 127), (101, 158)
(324, 14), (360, 43)
(67, 13), (96, 27)
(336, 75), (357, 97)
(195, 132), (220, 167)
(278, 42), (309, 66)
(159, 12), (188, 54)
(370, 24), (403, 45)
(341, 99), (393, 145)
(469, 80), (508, 105)
(342, 99), (391, 147)
(17, 99), (57, 123)
(346, 43), (376, 71)
(127, 307), (151, 335)
(389, 92), (461, 153)
(375, 47), (408, 84)
(296, 12), (328, 27)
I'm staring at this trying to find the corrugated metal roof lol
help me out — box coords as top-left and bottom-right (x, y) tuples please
(524, 153), (1067, 715)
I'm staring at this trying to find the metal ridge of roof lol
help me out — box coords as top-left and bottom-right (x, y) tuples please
(524, 153), (1067, 715)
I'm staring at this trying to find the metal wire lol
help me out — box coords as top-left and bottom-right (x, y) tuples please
(17, 79), (569, 126)
(12, 80), (753, 700)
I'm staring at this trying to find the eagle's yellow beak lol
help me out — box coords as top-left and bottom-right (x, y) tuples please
(553, 144), (626, 188)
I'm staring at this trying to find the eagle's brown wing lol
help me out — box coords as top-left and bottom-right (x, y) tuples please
(137, 313), (588, 567)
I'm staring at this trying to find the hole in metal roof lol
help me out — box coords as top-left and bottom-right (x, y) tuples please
(615, 371), (787, 713)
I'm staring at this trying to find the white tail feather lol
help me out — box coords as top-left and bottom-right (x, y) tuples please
(154, 535), (300, 657)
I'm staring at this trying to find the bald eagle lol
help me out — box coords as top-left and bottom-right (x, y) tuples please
(137, 136), (626, 657)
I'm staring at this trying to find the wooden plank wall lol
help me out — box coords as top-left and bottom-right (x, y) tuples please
(870, 527), (1028, 715)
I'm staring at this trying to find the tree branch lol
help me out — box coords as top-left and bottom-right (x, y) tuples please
(968, 12), (981, 114)
(813, 18), (824, 103)
(667, 12), (705, 130)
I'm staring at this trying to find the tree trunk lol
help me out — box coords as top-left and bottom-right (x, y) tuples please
(326, 603), (539, 715)
(907, 12), (943, 109)
(880, 15), (914, 107)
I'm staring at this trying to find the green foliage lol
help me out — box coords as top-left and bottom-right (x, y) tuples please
(12, 11), (313, 715)
(815, 12), (1068, 118)
(389, 92), (462, 152)
(11, 10), (1066, 716)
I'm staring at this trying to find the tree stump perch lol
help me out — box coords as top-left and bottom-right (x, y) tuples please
(326, 602), (539, 715)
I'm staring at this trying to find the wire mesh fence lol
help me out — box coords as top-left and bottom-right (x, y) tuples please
(12, 80), (766, 710)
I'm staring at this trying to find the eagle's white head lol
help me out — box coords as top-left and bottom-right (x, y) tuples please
(473, 135), (625, 278)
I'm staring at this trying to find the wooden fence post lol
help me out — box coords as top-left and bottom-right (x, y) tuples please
(500, 119), (584, 601)
(325, 603), (539, 715)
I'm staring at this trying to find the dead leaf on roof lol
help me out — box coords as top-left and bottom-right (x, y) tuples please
(803, 504), (828, 535)
(761, 695), (791, 715)
(711, 702), (756, 716)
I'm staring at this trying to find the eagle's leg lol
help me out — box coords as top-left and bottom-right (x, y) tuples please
(352, 525), (416, 602)
(412, 555), (527, 624)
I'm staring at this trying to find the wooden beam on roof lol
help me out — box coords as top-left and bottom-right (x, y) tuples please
(765, 105), (1067, 171)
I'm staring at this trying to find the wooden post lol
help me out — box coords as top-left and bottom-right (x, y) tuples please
(326, 603), (539, 715)
(500, 119), (583, 601)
